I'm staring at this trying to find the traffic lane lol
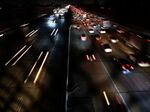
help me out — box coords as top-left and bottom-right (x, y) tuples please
(0, 15), (56, 65)
(3, 15), (58, 70)
(3, 26), (55, 79)
(0, 18), (69, 111)
(2, 19), (64, 87)
(68, 26), (126, 112)
(94, 38), (150, 111)
(103, 31), (150, 91)
(82, 26), (127, 60)
(67, 26), (95, 112)
(70, 26), (92, 51)
(80, 55), (127, 112)
(98, 32), (150, 91)
(72, 10), (150, 110)
(121, 92), (150, 112)
(114, 65), (150, 111)
(0, 39), (53, 111)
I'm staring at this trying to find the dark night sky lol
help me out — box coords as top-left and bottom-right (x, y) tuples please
(0, 0), (149, 29)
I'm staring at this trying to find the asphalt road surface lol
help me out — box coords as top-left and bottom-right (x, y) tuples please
(0, 8), (150, 112)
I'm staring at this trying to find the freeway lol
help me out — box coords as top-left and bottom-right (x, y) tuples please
(0, 5), (149, 112)
(67, 6), (150, 112)
(0, 11), (70, 112)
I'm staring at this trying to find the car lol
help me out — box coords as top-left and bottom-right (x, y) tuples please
(94, 34), (101, 40)
(114, 58), (134, 74)
(86, 54), (96, 61)
(72, 25), (80, 29)
(110, 36), (119, 43)
(84, 50), (96, 61)
(76, 25), (80, 29)
(93, 24), (97, 28)
(113, 24), (118, 28)
(103, 44), (112, 53)
(128, 54), (150, 67)
(86, 18), (90, 22)
(89, 28), (94, 33)
(100, 29), (106, 34)
(80, 34), (87, 41)
(116, 28), (125, 34)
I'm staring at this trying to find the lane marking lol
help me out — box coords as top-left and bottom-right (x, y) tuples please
(103, 91), (110, 106)
(54, 29), (59, 36)
(20, 23), (29, 27)
(99, 56), (131, 112)
(65, 26), (72, 112)
(33, 51), (49, 84)
(5, 45), (27, 66)
(12, 45), (32, 66)
(29, 29), (39, 37)
(50, 29), (56, 36)
(24, 52), (43, 84)
(25, 29), (39, 37)
(25, 30), (35, 37)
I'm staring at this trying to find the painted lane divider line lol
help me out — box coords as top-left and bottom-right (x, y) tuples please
(5, 45), (27, 66)
(33, 51), (49, 84)
(24, 52), (43, 84)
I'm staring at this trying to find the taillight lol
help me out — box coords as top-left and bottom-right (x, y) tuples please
(131, 66), (134, 69)
(122, 65), (125, 69)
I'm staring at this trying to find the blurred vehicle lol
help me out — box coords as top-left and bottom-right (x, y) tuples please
(116, 28), (125, 34)
(103, 44), (112, 53)
(86, 54), (96, 61)
(112, 24), (118, 28)
(102, 20), (111, 29)
(94, 34), (101, 40)
(89, 28), (94, 33)
(86, 18), (90, 22)
(84, 50), (96, 61)
(100, 29), (106, 34)
(93, 24), (97, 28)
(110, 36), (119, 43)
(114, 58), (134, 74)
(76, 25), (80, 29)
(128, 54), (150, 67)
(72, 24), (77, 28)
(138, 32), (150, 43)
(80, 34), (87, 41)
(72, 25), (80, 29)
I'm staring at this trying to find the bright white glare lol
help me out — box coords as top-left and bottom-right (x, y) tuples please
(100, 30), (106, 34)
(47, 15), (56, 28)
(104, 48), (112, 53)
(0, 34), (4, 37)
(111, 39), (118, 43)
(65, 5), (70, 9)
(81, 36), (87, 41)
(89, 29), (94, 33)
(138, 62), (150, 67)
(47, 20), (56, 28)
